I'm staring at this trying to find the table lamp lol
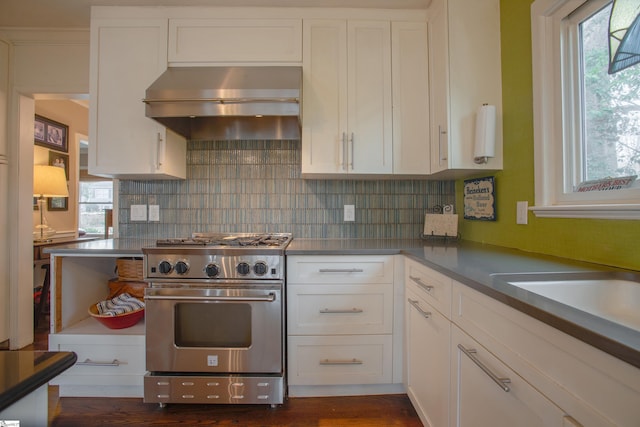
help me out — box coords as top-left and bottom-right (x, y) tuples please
(33, 165), (69, 242)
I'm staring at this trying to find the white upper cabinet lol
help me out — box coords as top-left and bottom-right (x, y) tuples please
(88, 17), (186, 179)
(392, 22), (430, 176)
(302, 19), (393, 176)
(168, 19), (302, 63)
(428, 0), (503, 177)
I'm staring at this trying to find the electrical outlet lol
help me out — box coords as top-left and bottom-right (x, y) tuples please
(516, 201), (528, 225)
(131, 204), (147, 221)
(344, 205), (355, 222)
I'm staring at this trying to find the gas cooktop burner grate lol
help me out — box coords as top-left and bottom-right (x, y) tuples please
(155, 233), (291, 248)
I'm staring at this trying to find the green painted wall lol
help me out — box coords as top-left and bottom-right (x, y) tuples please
(456, 0), (640, 271)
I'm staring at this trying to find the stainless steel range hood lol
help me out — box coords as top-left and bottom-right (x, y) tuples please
(144, 66), (301, 140)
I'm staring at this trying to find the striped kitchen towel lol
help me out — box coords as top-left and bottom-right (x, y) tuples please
(96, 292), (145, 316)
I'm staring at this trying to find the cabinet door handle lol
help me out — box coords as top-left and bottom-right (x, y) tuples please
(318, 268), (364, 273)
(319, 308), (364, 314)
(341, 132), (348, 171)
(458, 344), (511, 392)
(349, 132), (354, 170)
(409, 276), (434, 292)
(438, 125), (447, 162)
(76, 358), (122, 367)
(156, 132), (165, 169)
(319, 358), (363, 365)
(408, 299), (431, 319)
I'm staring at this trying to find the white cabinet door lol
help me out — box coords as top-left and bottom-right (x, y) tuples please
(406, 285), (450, 427)
(89, 18), (186, 179)
(428, 0), (503, 175)
(301, 20), (392, 176)
(347, 20), (392, 175)
(451, 325), (566, 427)
(392, 21), (430, 175)
(168, 18), (302, 63)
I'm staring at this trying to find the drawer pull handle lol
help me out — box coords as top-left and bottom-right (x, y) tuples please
(458, 344), (511, 392)
(320, 358), (363, 365)
(408, 299), (431, 319)
(318, 268), (364, 273)
(319, 308), (364, 314)
(76, 358), (122, 367)
(410, 276), (434, 292)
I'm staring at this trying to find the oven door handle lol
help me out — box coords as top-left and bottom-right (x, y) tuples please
(145, 293), (277, 302)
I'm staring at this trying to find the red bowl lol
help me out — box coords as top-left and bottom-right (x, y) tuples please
(88, 304), (144, 329)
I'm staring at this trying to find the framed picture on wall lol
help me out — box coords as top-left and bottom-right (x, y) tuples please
(34, 115), (68, 153)
(49, 151), (69, 180)
(47, 151), (69, 211)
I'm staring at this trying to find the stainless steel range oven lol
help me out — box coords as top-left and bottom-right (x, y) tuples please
(142, 233), (291, 407)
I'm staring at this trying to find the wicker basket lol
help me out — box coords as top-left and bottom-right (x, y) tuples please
(108, 278), (147, 301)
(115, 257), (144, 281)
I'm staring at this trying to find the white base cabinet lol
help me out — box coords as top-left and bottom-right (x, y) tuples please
(48, 255), (145, 398)
(404, 257), (640, 427)
(451, 281), (640, 427)
(287, 255), (402, 397)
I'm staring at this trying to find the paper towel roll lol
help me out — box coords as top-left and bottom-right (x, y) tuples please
(474, 104), (496, 164)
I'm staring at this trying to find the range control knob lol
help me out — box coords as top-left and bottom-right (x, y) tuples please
(237, 262), (251, 276)
(158, 261), (173, 274)
(205, 263), (220, 278)
(175, 261), (189, 275)
(253, 261), (268, 276)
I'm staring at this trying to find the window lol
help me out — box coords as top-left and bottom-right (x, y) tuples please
(531, 0), (640, 219)
(78, 181), (113, 236)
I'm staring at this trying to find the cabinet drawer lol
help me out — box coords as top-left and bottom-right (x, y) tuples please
(451, 325), (566, 426)
(49, 333), (145, 388)
(405, 258), (452, 317)
(288, 284), (393, 335)
(288, 255), (394, 284)
(288, 335), (393, 385)
(168, 18), (302, 62)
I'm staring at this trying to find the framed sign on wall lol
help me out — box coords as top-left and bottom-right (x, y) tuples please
(463, 176), (496, 221)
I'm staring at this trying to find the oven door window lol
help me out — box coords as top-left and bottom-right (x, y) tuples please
(175, 302), (251, 348)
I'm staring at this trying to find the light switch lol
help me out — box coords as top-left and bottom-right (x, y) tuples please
(516, 201), (528, 225)
(344, 205), (355, 222)
(149, 205), (160, 222)
(131, 204), (147, 221)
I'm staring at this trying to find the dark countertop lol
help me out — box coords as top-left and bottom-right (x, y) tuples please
(287, 238), (640, 369)
(42, 238), (155, 256)
(0, 351), (77, 411)
(45, 237), (640, 369)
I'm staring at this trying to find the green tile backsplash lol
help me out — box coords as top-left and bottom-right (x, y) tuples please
(118, 140), (455, 239)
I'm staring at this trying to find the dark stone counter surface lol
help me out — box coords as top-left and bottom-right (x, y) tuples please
(0, 351), (77, 411)
(287, 238), (640, 369)
(46, 238), (640, 369)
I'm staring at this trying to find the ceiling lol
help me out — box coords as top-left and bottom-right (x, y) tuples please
(0, 0), (430, 28)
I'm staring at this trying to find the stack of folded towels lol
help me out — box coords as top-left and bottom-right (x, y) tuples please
(96, 292), (145, 316)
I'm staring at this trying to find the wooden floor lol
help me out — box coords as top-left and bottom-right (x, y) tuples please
(31, 319), (423, 427)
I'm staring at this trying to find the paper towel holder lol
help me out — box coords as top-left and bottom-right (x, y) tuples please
(473, 103), (497, 164)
